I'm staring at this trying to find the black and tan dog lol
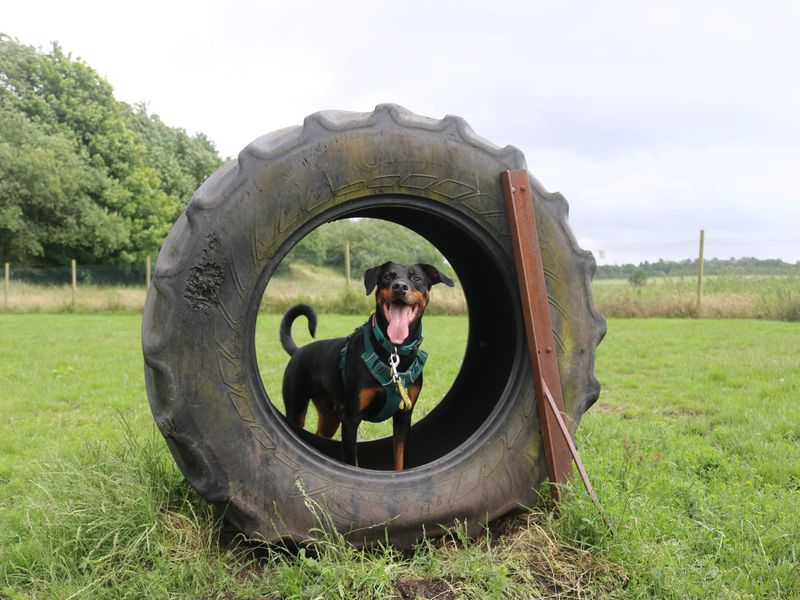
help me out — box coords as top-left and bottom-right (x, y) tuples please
(280, 262), (454, 470)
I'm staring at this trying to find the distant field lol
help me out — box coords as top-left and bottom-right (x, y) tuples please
(593, 273), (800, 320)
(1, 262), (467, 315)
(4, 263), (799, 321)
(1, 281), (147, 312)
(2, 314), (799, 597)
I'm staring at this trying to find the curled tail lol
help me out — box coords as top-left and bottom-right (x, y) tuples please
(280, 304), (318, 356)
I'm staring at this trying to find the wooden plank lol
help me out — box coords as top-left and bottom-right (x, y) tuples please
(501, 170), (573, 500)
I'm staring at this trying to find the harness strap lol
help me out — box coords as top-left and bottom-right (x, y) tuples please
(338, 322), (427, 423)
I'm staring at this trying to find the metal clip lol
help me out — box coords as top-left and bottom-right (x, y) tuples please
(387, 346), (413, 411)
(389, 348), (400, 383)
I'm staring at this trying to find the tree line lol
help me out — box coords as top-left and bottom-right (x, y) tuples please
(596, 257), (800, 279)
(0, 35), (223, 266)
(283, 219), (449, 278)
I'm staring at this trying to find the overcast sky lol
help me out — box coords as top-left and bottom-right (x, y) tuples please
(5, 0), (799, 264)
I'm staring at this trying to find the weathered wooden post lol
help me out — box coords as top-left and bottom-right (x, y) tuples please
(146, 255), (151, 289)
(3, 263), (9, 310)
(344, 242), (351, 286)
(71, 259), (77, 309)
(696, 229), (705, 314)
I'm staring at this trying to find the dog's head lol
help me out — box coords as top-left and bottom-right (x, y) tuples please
(363, 262), (454, 345)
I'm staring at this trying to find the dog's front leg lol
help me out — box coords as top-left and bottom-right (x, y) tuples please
(392, 409), (413, 471)
(392, 382), (421, 471)
(340, 412), (360, 468)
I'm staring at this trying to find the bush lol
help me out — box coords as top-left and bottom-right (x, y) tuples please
(628, 268), (648, 288)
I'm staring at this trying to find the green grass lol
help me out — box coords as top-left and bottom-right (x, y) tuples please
(1, 314), (799, 598)
(0, 314), (153, 533)
(577, 318), (800, 597)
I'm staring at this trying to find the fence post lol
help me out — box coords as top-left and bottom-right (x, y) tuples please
(146, 255), (151, 289)
(71, 259), (77, 309)
(696, 229), (705, 314)
(344, 242), (351, 286)
(3, 262), (8, 310)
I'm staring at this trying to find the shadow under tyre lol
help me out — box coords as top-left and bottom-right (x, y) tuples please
(142, 104), (605, 548)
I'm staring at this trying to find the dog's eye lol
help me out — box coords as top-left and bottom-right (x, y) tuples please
(412, 275), (421, 282)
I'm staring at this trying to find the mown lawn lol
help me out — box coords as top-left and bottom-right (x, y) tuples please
(1, 314), (799, 598)
(582, 318), (800, 596)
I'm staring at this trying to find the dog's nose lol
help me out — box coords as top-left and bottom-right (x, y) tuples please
(392, 281), (409, 293)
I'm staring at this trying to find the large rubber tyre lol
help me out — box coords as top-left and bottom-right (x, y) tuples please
(142, 104), (605, 548)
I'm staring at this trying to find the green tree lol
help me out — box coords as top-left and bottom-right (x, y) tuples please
(283, 219), (451, 277)
(128, 104), (222, 203)
(0, 104), (128, 263)
(0, 34), (222, 264)
(0, 36), (139, 181)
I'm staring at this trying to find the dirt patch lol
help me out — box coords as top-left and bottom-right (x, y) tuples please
(395, 578), (455, 600)
(595, 404), (627, 414)
(662, 407), (709, 418)
(199, 596), (276, 600)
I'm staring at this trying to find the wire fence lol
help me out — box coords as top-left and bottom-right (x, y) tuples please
(2, 258), (151, 312)
(2, 234), (799, 320)
(8, 262), (150, 287)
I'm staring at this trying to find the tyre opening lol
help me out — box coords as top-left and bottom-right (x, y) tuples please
(255, 217), (468, 443)
(253, 197), (519, 471)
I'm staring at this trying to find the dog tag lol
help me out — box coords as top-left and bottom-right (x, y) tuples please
(397, 379), (413, 411)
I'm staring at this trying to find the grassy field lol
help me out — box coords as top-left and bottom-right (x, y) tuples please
(4, 263), (800, 322)
(1, 314), (799, 598)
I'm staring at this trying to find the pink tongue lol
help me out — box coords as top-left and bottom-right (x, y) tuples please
(387, 304), (411, 344)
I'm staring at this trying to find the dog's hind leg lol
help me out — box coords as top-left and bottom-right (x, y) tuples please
(282, 361), (311, 429)
(311, 397), (341, 438)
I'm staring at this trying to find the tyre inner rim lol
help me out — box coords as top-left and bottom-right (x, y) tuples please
(250, 195), (522, 472)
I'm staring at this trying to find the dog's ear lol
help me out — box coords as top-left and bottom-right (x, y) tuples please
(363, 262), (391, 295)
(420, 264), (455, 287)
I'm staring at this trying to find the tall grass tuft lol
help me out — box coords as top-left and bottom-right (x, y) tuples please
(1, 424), (253, 598)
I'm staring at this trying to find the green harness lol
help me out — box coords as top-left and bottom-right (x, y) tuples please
(338, 319), (428, 423)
